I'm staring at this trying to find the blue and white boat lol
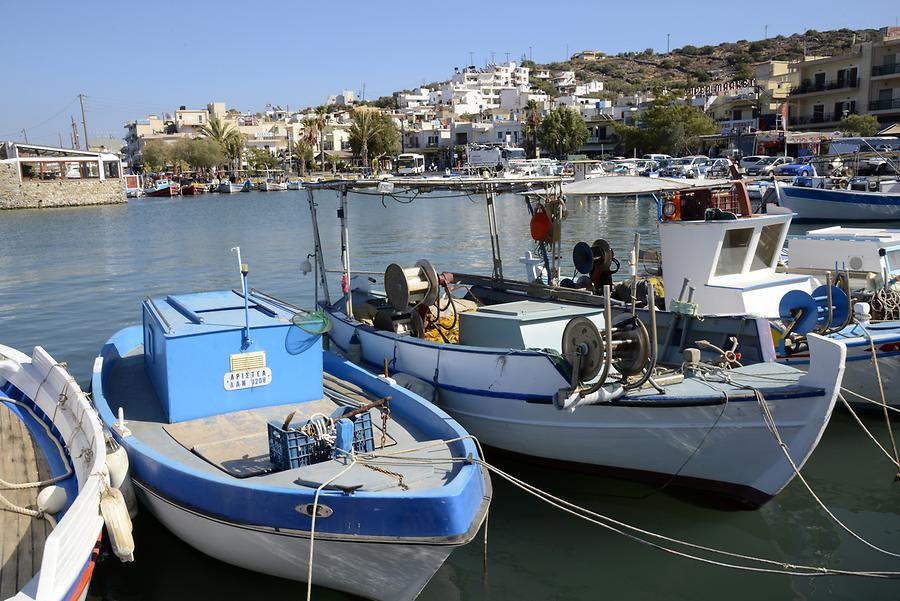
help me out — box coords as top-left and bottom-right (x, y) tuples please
(775, 177), (900, 221)
(1, 345), (132, 601)
(90, 264), (491, 600)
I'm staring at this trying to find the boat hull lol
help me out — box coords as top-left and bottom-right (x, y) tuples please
(776, 181), (900, 221)
(136, 480), (457, 601)
(327, 310), (844, 505)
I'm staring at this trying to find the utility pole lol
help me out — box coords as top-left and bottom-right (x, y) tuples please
(78, 93), (89, 150)
(764, 24), (768, 39)
(21, 129), (28, 144)
(469, 51), (474, 66)
(70, 116), (80, 149)
(666, 33), (670, 53)
(505, 52), (510, 63)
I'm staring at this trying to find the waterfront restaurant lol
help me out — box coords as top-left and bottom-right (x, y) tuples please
(1, 141), (122, 182)
(0, 142), (126, 208)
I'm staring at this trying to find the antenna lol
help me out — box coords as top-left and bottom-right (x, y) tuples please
(230, 246), (252, 349)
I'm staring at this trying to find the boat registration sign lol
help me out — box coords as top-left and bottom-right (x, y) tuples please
(224, 368), (272, 391)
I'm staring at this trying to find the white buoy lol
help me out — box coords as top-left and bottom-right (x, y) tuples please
(37, 485), (68, 515)
(100, 487), (135, 562)
(105, 444), (138, 519)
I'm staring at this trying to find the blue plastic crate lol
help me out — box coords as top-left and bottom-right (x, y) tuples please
(267, 411), (375, 471)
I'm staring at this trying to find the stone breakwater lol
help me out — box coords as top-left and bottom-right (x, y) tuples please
(0, 162), (127, 209)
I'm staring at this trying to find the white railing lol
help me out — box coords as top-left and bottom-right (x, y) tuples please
(1, 345), (107, 601)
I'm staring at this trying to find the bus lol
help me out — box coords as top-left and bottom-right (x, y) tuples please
(396, 153), (425, 175)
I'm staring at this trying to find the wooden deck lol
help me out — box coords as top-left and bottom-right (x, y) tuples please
(0, 403), (50, 598)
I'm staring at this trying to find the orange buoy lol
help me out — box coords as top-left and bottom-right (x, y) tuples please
(530, 205), (552, 241)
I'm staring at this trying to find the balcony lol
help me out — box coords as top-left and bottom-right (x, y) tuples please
(789, 78), (859, 96)
(872, 63), (900, 77)
(869, 98), (900, 112)
(787, 111), (853, 126)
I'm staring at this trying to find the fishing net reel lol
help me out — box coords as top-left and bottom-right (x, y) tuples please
(560, 239), (619, 291)
(556, 285), (660, 411)
(777, 276), (851, 355)
(376, 259), (456, 339)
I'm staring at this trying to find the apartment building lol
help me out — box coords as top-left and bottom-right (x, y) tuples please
(788, 26), (900, 129)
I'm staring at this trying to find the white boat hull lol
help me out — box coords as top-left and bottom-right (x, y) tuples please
(327, 313), (845, 505)
(136, 482), (456, 601)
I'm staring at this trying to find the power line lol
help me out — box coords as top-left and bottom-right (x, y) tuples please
(0, 96), (78, 138)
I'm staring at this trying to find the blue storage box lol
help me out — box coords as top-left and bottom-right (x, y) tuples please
(267, 411), (375, 471)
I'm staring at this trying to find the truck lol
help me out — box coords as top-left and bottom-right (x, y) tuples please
(465, 144), (526, 172)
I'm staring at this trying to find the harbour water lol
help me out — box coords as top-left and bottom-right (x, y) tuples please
(1, 190), (898, 600)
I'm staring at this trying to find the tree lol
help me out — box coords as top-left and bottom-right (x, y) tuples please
(538, 107), (589, 159)
(199, 115), (242, 170)
(315, 106), (328, 172)
(141, 140), (171, 173)
(348, 108), (400, 168)
(839, 114), (879, 137)
(172, 138), (225, 172)
(246, 147), (279, 175)
(522, 100), (542, 158)
(615, 96), (718, 155)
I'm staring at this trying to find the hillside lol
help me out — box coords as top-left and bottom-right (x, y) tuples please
(527, 27), (880, 97)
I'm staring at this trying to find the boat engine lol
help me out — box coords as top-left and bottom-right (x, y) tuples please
(777, 276), (851, 355)
(555, 285), (659, 411)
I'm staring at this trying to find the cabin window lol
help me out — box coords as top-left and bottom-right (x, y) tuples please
(714, 227), (754, 276)
(750, 224), (783, 270)
(103, 161), (120, 179)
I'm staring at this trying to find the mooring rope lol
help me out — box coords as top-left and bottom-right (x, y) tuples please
(755, 389), (900, 560)
(839, 394), (900, 469)
(855, 322), (900, 471)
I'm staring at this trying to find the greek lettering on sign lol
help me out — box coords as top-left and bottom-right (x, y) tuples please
(223, 367), (273, 390)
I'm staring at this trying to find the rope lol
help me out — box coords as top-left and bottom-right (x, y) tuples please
(352, 436), (900, 578)
(856, 321), (900, 472)
(839, 394), (900, 469)
(306, 458), (358, 601)
(755, 389), (900, 559)
(841, 387), (900, 413)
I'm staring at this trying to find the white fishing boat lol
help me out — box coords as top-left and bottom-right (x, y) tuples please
(304, 181), (847, 507)
(217, 181), (243, 194)
(259, 179), (288, 192)
(0, 345), (134, 601)
(775, 177), (900, 221)
(287, 179), (304, 190)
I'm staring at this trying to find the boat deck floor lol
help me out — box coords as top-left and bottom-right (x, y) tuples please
(108, 350), (456, 493)
(0, 403), (50, 599)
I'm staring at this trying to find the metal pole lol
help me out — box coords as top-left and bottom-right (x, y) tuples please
(486, 183), (503, 279)
(21, 129), (28, 144)
(339, 185), (353, 318)
(306, 187), (331, 304)
(79, 93), (89, 151)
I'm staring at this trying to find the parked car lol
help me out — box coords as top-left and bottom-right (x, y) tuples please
(774, 158), (818, 177)
(739, 155), (768, 172)
(663, 155), (709, 178)
(746, 156), (793, 176)
(700, 158), (733, 178)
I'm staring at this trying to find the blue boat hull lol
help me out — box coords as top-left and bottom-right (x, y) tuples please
(777, 182), (900, 221)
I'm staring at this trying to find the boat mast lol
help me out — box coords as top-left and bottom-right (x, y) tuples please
(485, 182), (503, 280)
(339, 185), (353, 316)
(306, 188), (331, 304)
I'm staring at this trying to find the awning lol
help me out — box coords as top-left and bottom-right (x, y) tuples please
(561, 175), (732, 197)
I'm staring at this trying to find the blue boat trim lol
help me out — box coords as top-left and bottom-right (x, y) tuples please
(781, 185), (900, 206)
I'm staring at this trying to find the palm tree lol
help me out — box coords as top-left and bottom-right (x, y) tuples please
(348, 108), (387, 169)
(300, 117), (319, 175)
(314, 106), (328, 173)
(200, 115), (243, 172)
(523, 100), (542, 158)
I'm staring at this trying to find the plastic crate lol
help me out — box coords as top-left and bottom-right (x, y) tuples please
(267, 411), (375, 471)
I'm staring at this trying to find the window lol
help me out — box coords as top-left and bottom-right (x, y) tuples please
(750, 224), (783, 270)
(714, 228), (753, 276)
(103, 161), (120, 179)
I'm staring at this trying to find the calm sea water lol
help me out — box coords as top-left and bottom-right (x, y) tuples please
(1, 190), (898, 600)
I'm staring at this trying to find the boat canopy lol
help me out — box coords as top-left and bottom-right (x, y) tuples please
(561, 175), (733, 197)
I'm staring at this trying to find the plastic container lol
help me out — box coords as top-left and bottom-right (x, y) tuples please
(267, 411), (375, 471)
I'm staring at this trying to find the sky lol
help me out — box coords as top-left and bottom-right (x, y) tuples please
(1, 0), (897, 146)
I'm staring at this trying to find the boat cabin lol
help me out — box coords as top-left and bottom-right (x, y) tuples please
(787, 226), (900, 287)
(142, 290), (323, 423)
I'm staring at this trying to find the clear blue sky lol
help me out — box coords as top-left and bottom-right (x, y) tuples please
(1, 0), (896, 146)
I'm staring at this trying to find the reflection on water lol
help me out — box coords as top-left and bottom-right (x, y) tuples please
(0, 191), (897, 600)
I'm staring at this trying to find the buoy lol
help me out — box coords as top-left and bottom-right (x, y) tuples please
(100, 486), (135, 562)
(106, 444), (138, 519)
(37, 485), (68, 515)
(530, 205), (552, 241)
